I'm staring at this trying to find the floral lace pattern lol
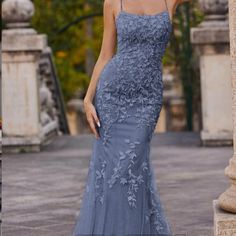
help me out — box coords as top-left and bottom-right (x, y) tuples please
(95, 11), (171, 146)
(145, 164), (168, 233)
(95, 158), (107, 204)
(107, 138), (142, 208)
(73, 9), (172, 236)
(93, 137), (171, 233)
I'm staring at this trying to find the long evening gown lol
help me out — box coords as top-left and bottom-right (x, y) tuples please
(72, 0), (173, 235)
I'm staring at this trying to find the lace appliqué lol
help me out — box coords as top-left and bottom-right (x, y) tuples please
(145, 171), (166, 232)
(94, 12), (171, 147)
(95, 73), (163, 145)
(95, 159), (107, 204)
(107, 139), (145, 208)
(105, 137), (167, 233)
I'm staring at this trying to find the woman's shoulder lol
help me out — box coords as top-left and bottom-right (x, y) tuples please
(104, 0), (122, 15)
(104, 0), (120, 7)
(104, 0), (120, 13)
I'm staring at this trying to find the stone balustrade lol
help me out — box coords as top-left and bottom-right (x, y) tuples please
(2, 0), (69, 152)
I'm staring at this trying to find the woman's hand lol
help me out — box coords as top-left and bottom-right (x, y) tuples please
(84, 99), (101, 139)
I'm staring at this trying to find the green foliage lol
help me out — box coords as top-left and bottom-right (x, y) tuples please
(163, 2), (204, 130)
(163, 2), (203, 66)
(32, 0), (103, 101)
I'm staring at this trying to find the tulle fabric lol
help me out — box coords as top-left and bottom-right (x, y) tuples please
(72, 121), (172, 236)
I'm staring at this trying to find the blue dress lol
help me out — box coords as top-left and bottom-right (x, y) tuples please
(72, 2), (173, 235)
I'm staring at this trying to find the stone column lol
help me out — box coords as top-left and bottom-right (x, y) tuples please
(199, 0), (236, 236)
(191, 0), (233, 146)
(217, 0), (236, 214)
(2, 0), (57, 152)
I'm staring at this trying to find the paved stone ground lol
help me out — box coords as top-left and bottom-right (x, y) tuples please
(2, 132), (233, 236)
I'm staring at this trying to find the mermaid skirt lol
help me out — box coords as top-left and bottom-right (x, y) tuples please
(72, 107), (172, 236)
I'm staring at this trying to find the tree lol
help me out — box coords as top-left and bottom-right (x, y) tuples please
(164, 2), (203, 130)
(32, 0), (103, 101)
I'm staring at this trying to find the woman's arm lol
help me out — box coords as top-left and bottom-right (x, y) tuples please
(84, 0), (117, 139)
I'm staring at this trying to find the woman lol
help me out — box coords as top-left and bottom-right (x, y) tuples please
(73, 0), (185, 235)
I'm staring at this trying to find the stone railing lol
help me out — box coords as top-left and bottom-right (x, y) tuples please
(198, 0), (228, 24)
(39, 48), (70, 140)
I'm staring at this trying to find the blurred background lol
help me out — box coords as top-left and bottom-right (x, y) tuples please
(2, 0), (236, 235)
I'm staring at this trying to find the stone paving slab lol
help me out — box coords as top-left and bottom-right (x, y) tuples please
(2, 132), (233, 236)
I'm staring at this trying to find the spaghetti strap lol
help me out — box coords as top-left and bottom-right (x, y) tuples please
(163, 0), (172, 21)
(163, 0), (168, 12)
(120, 0), (123, 11)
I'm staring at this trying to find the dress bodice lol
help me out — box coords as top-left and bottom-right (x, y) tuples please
(115, 10), (172, 61)
(94, 2), (173, 145)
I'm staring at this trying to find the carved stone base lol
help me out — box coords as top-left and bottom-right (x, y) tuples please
(3, 136), (41, 153)
(219, 185), (236, 213)
(201, 131), (233, 146)
(3, 121), (58, 153)
(218, 158), (236, 213)
(213, 200), (236, 236)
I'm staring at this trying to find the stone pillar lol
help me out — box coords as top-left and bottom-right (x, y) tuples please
(197, 0), (236, 235)
(2, 0), (58, 152)
(213, 200), (236, 235)
(217, 0), (236, 214)
(191, 0), (233, 146)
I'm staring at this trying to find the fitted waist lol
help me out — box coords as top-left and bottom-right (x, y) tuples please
(117, 41), (167, 57)
(113, 47), (164, 70)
